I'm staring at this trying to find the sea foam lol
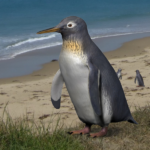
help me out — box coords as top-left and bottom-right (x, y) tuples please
(6, 34), (56, 49)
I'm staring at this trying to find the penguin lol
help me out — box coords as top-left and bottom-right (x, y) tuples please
(135, 70), (145, 87)
(116, 68), (122, 79)
(37, 16), (137, 137)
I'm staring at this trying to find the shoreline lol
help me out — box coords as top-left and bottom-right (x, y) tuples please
(0, 36), (150, 127)
(1, 31), (150, 79)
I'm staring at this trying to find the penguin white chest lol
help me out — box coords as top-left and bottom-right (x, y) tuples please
(118, 72), (121, 77)
(136, 77), (139, 85)
(59, 52), (101, 125)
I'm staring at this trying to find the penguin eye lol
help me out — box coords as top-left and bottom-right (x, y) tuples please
(68, 24), (72, 27)
(67, 22), (76, 28)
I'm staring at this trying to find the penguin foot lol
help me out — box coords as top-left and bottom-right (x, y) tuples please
(68, 126), (91, 135)
(89, 127), (108, 138)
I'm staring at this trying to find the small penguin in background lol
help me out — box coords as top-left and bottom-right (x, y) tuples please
(37, 16), (137, 138)
(135, 70), (145, 87)
(116, 68), (122, 79)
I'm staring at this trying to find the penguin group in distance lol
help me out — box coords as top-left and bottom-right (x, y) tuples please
(37, 16), (137, 137)
(116, 68), (145, 87)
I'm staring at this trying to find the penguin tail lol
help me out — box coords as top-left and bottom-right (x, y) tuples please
(128, 116), (138, 124)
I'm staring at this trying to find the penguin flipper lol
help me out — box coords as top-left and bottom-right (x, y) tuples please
(51, 69), (64, 109)
(134, 77), (136, 83)
(88, 61), (101, 116)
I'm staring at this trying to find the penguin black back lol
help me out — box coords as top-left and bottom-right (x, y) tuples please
(135, 70), (144, 86)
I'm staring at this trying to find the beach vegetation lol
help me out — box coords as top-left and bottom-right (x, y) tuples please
(0, 105), (150, 150)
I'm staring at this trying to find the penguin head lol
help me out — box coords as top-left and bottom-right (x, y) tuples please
(37, 16), (88, 37)
(135, 70), (140, 74)
(118, 68), (122, 72)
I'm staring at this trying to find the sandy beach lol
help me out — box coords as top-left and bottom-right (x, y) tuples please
(0, 37), (150, 128)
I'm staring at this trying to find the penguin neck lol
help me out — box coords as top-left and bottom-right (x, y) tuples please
(61, 31), (91, 55)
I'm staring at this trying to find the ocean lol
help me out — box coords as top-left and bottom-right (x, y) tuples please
(1, 0), (150, 60)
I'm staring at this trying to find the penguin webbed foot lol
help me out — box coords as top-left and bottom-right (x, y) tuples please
(68, 125), (91, 135)
(89, 127), (108, 138)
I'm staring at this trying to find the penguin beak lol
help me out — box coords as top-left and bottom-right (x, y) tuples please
(37, 27), (60, 34)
